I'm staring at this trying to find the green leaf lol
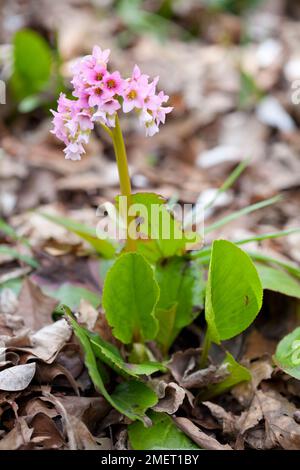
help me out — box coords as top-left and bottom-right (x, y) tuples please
(90, 333), (166, 378)
(155, 304), (177, 354)
(64, 306), (158, 424)
(155, 257), (204, 350)
(128, 411), (200, 450)
(117, 193), (200, 263)
(274, 327), (300, 380)
(67, 313), (165, 379)
(111, 381), (158, 424)
(199, 352), (251, 400)
(256, 264), (300, 299)
(102, 252), (159, 344)
(44, 283), (101, 309)
(10, 29), (52, 100)
(205, 240), (263, 344)
(39, 212), (117, 259)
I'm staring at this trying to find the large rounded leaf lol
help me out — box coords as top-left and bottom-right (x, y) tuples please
(205, 240), (263, 343)
(102, 253), (159, 344)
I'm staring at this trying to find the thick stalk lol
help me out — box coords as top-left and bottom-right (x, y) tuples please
(111, 114), (135, 251)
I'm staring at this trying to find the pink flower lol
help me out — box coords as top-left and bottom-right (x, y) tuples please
(103, 71), (124, 95)
(88, 85), (109, 107)
(51, 111), (68, 144)
(122, 65), (149, 113)
(64, 142), (85, 161)
(84, 64), (108, 85)
(51, 93), (93, 160)
(51, 46), (173, 161)
(92, 45), (110, 67)
(77, 111), (94, 131)
(92, 98), (121, 127)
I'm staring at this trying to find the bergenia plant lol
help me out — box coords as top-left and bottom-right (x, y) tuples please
(49, 45), (300, 436)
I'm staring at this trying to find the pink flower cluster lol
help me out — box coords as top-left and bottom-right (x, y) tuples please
(51, 46), (173, 160)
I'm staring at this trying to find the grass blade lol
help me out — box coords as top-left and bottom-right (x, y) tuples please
(39, 212), (117, 259)
(0, 245), (38, 268)
(204, 159), (250, 211)
(235, 227), (300, 246)
(247, 251), (300, 279)
(0, 219), (30, 247)
(191, 227), (300, 266)
(205, 195), (281, 234)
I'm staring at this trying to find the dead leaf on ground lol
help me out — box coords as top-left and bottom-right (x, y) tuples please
(56, 395), (110, 433)
(169, 348), (229, 389)
(22, 397), (59, 420)
(0, 363), (36, 391)
(35, 362), (79, 394)
(77, 299), (98, 330)
(0, 288), (18, 315)
(28, 412), (65, 449)
(174, 417), (233, 450)
(203, 401), (237, 436)
(0, 418), (33, 450)
(16, 278), (58, 331)
(243, 329), (276, 360)
(232, 358), (274, 406)
(151, 381), (186, 414)
(20, 319), (72, 363)
(256, 390), (300, 450)
(68, 415), (108, 450)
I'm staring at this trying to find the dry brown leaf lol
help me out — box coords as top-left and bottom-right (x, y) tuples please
(68, 415), (108, 450)
(35, 362), (79, 394)
(22, 397), (59, 420)
(29, 412), (65, 449)
(256, 390), (300, 450)
(55, 344), (84, 380)
(232, 358), (273, 406)
(0, 418), (33, 450)
(0, 288), (18, 315)
(56, 395), (110, 432)
(237, 394), (263, 436)
(40, 392), (77, 450)
(0, 363), (36, 391)
(16, 278), (58, 331)
(0, 267), (31, 286)
(174, 417), (233, 450)
(203, 401), (237, 435)
(21, 319), (72, 363)
(152, 381), (186, 414)
(169, 348), (229, 389)
(243, 329), (276, 360)
(1, 331), (32, 349)
(236, 389), (300, 450)
(77, 299), (98, 330)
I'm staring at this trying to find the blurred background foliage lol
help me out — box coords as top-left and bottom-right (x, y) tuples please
(1, 0), (267, 116)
